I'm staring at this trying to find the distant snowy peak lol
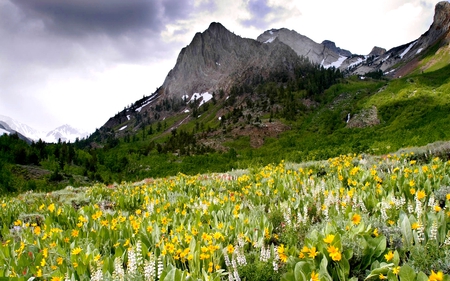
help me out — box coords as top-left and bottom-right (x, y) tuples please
(0, 115), (89, 143)
(44, 124), (89, 143)
(0, 114), (44, 141)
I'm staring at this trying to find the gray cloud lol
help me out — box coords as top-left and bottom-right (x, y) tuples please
(240, 0), (297, 29)
(11, 0), (195, 38)
(0, 0), (204, 131)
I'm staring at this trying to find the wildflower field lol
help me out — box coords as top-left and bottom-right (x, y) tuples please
(1, 153), (450, 281)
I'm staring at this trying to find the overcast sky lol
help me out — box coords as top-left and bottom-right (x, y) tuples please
(0, 0), (443, 133)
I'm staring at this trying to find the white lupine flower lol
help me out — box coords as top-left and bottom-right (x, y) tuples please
(233, 270), (241, 281)
(90, 262), (103, 281)
(136, 240), (143, 267)
(407, 203), (414, 214)
(416, 221), (425, 243)
(359, 198), (367, 213)
(428, 195), (435, 209)
(415, 195), (423, 218)
(273, 260), (279, 272)
(259, 245), (270, 262)
(283, 205), (292, 226)
(144, 259), (156, 281)
(127, 248), (138, 276)
(430, 220), (438, 241)
(112, 257), (125, 281)
(224, 249), (232, 267)
(444, 234), (450, 246)
(235, 245), (247, 266)
(157, 256), (163, 279)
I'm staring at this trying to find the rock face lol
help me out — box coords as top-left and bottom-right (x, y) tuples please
(418, 1), (450, 47)
(256, 28), (342, 66)
(160, 22), (301, 99)
(346, 1), (450, 76)
(322, 40), (352, 57)
(346, 107), (380, 129)
(368, 47), (386, 57)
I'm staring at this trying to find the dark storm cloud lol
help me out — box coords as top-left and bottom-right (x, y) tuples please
(11, 0), (195, 38)
(240, 0), (290, 29)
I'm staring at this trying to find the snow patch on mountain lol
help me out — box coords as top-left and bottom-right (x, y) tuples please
(400, 41), (417, 59)
(0, 128), (10, 135)
(189, 92), (213, 107)
(323, 56), (347, 69)
(264, 37), (276, 43)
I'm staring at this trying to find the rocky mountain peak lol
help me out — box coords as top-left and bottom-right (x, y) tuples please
(256, 28), (343, 66)
(160, 23), (301, 100)
(425, 1), (450, 44)
(321, 40), (352, 57)
(368, 46), (386, 57)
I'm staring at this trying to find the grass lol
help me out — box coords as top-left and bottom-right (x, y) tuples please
(1, 152), (450, 280)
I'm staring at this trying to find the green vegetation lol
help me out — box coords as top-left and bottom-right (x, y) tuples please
(1, 154), (450, 280)
(2, 62), (450, 195)
(2, 55), (450, 280)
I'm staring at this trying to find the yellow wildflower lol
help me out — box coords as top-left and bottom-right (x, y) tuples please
(352, 214), (361, 225)
(71, 247), (82, 255)
(308, 247), (318, 258)
(310, 271), (319, 281)
(227, 244), (234, 254)
(327, 245), (341, 261)
(323, 234), (335, 244)
(384, 251), (394, 262)
(47, 203), (55, 213)
(429, 270), (443, 281)
(393, 266), (400, 275)
(416, 190), (426, 200)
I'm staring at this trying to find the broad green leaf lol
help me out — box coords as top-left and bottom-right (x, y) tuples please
(416, 271), (428, 281)
(399, 212), (413, 247)
(399, 264), (415, 281)
(294, 261), (310, 281)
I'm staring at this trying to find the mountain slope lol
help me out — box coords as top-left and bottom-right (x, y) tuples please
(343, 1), (450, 76)
(0, 114), (42, 141)
(256, 28), (345, 67)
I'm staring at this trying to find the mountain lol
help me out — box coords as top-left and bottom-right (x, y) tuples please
(97, 1), (450, 140)
(256, 1), (450, 77)
(0, 120), (32, 143)
(100, 22), (304, 132)
(44, 124), (89, 143)
(160, 22), (302, 99)
(321, 40), (352, 57)
(256, 28), (346, 67)
(0, 114), (43, 141)
(0, 115), (88, 143)
(339, 1), (450, 76)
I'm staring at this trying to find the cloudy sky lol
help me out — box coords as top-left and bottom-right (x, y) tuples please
(0, 0), (443, 133)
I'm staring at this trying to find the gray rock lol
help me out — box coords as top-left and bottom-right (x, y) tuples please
(161, 22), (301, 99)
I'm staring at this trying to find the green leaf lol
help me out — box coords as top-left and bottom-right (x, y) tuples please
(399, 212), (413, 247)
(365, 263), (392, 280)
(319, 256), (333, 281)
(416, 271), (428, 281)
(343, 248), (353, 260)
(399, 264), (416, 281)
(294, 261), (311, 281)
(393, 250), (400, 266)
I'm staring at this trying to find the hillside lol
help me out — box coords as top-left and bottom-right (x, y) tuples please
(2, 2), (450, 193)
